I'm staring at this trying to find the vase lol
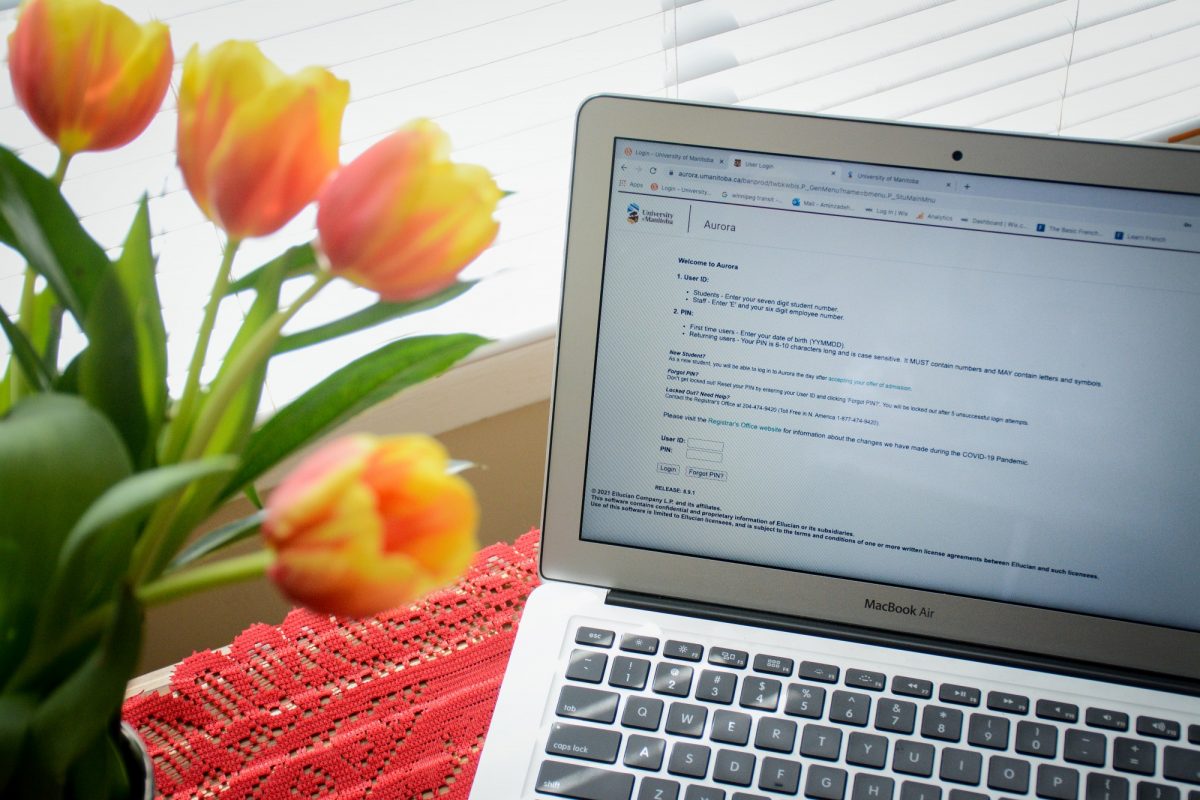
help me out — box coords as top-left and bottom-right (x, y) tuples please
(117, 721), (155, 800)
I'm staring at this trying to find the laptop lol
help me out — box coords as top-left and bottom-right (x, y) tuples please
(470, 95), (1200, 800)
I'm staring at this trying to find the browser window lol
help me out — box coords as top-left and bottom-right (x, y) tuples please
(581, 137), (1200, 632)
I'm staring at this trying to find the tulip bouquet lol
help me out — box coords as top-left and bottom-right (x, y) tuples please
(0, 1), (499, 797)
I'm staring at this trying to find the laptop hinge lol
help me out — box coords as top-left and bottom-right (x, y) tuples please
(606, 589), (1200, 697)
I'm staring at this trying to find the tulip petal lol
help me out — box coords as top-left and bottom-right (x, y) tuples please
(316, 120), (500, 301)
(206, 66), (348, 238)
(177, 41), (283, 221)
(9, 0), (172, 155)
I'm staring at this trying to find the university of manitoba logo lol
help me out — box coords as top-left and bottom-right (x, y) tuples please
(627, 202), (640, 224)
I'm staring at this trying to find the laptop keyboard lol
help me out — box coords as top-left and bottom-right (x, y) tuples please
(532, 626), (1200, 800)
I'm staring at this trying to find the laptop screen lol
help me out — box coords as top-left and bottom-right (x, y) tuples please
(579, 136), (1200, 634)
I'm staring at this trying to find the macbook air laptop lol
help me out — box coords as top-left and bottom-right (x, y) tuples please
(470, 95), (1200, 800)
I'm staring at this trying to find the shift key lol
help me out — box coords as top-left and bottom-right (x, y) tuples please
(545, 722), (621, 763)
(536, 760), (634, 799)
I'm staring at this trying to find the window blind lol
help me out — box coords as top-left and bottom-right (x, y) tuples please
(1, 0), (1196, 407)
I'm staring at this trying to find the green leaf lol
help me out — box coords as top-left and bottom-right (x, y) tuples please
(0, 303), (52, 392)
(28, 585), (141, 779)
(42, 456), (237, 629)
(224, 333), (489, 498)
(273, 280), (477, 355)
(0, 394), (130, 689)
(0, 694), (36, 790)
(0, 146), (108, 324)
(226, 242), (317, 295)
(78, 197), (164, 468)
(165, 509), (266, 573)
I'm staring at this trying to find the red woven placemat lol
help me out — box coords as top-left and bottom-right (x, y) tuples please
(123, 529), (541, 799)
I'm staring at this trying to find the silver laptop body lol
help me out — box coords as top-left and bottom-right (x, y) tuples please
(471, 95), (1200, 800)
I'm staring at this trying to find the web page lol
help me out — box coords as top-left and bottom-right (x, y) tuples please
(581, 138), (1200, 632)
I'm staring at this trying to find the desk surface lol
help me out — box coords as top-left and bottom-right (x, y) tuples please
(122, 530), (540, 799)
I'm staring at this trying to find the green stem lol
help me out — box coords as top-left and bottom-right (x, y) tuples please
(160, 237), (242, 465)
(49, 149), (72, 187)
(136, 549), (272, 607)
(9, 269), (38, 403)
(180, 270), (333, 464)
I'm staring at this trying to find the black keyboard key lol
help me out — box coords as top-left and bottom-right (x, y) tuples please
(668, 742), (711, 779)
(947, 791), (987, 800)
(537, 760), (634, 800)
(558, 685), (620, 723)
(1016, 721), (1059, 758)
(714, 749), (756, 787)
(1137, 717), (1181, 741)
(739, 677), (782, 711)
(831, 690), (872, 726)
(1164, 746), (1200, 785)
(711, 710), (752, 746)
(684, 787), (724, 800)
(1037, 765), (1080, 800)
(1038, 700), (1080, 723)
(709, 647), (749, 669)
(1087, 774), (1130, 800)
(988, 755), (1031, 794)
(665, 702), (708, 738)
(610, 656), (652, 690)
(854, 775), (896, 800)
(940, 684), (981, 707)
(785, 684), (827, 718)
(894, 741), (936, 777)
(754, 654), (793, 676)
(639, 777), (680, 800)
(1087, 709), (1129, 732)
(939, 748), (982, 785)
(653, 662), (694, 697)
(623, 696), (664, 731)
(1113, 738), (1156, 776)
(876, 698), (917, 734)
(625, 735), (666, 771)
(546, 722), (621, 763)
(1065, 729), (1108, 767)
(755, 717), (798, 753)
(968, 713), (1010, 749)
(900, 781), (942, 800)
(1190, 725), (1200, 745)
(665, 640), (703, 662)
(760, 757), (802, 795)
(621, 634), (659, 655)
(847, 732), (889, 769)
(576, 627), (615, 647)
(988, 691), (1030, 715)
(696, 670), (738, 705)
(892, 676), (933, 699)
(1137, 783), (1181, 800)
(567, 649), (608, 683)
(847, 669), (887, 691)
(921, 706), (963, 742)
(807, 765), (849, 800)
(800, 661), (841, 683)
(800, 724), (843, 760)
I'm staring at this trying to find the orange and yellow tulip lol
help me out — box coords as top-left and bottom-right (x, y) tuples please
(7, 0), (173, 157)
(262, 434), (478, 618)
(177, 41), (348, 239)
(316, 120), (501, 301)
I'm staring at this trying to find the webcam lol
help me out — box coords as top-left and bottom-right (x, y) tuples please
(952, 150), (964, 161)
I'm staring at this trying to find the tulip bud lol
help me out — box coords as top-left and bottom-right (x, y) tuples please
(8, 0), (173, 157)
(263, 434), (478, 617)
(316, 120), (501, 301)
(177, 41), (349, 239)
